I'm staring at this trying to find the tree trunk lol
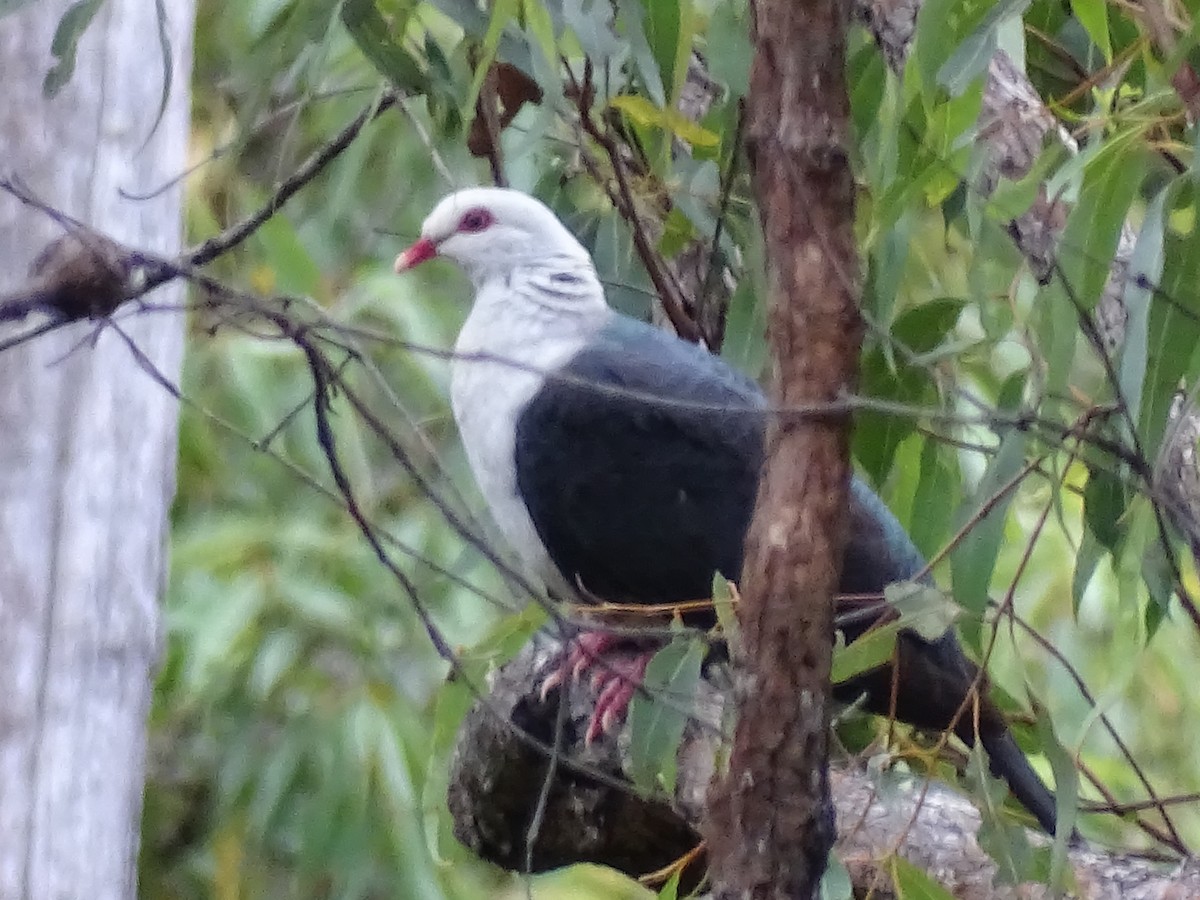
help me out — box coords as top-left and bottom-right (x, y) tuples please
(704, 0), (861, 897)
(0, 2), (193, 898)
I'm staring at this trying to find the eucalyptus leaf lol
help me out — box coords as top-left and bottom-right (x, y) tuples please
(628, 637), (704, 793)
(342, 0), (426, 92)
(43, 0), (106, 97)
(950, 430), (1028, 640)
(831, 620), (900, 684)
(1056, 130), (1145, 312)
(819, 854), (854, 900)
(705, 0), (751, 97)
(890, 855), (958, 899)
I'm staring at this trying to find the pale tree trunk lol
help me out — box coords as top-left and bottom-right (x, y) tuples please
(0, 2), (193, 898)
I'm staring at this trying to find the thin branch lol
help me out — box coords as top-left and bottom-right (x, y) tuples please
(564, 63), (700, 343)
(185, 87), (400, 267)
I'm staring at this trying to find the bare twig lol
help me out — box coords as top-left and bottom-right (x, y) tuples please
(186, 87), (400, 267)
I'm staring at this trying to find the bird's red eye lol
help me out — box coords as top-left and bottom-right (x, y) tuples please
(457, 208), (493, 233)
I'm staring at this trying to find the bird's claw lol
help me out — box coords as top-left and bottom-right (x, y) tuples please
(536, 631), (653, 743)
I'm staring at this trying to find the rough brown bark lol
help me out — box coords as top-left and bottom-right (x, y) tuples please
(703, 1), (862, 897)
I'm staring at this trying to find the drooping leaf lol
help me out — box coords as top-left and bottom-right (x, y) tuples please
(462, 0), (519, 120)
(562, 0), (623, 64)
(643, 0), (681, 102)
(950, 430), (1028, 646)
(889, 855), (957, 899)
(705, 0), (751, 98)
(935, 0), (1031, 96)
(1070, 0), (1112, 62)
(910, 434), (960, 559)
(342, 0), (426, 92)
(1140, 182), (1200, 458)
(966, 748), (1045, 884)
(1118, 185), (1168, 428)
(819, 854), (854, 900)
(831, 620), (900, 684)
(1055, 130), (1145, 312)
(139, 0), (174, 151)
(1071, 528), (1103, 614)
(885, 581), (962, 642)
(1036, 711), (1079, 888)
(628, 637), (705, 793)
(609, 94), (720, 147)
(43, 0), (107, 97)
(1082, 465), (1126, 552)
(711, 572), (740, 653)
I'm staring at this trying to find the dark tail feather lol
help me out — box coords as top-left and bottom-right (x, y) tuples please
(980, 726), (1070, 839)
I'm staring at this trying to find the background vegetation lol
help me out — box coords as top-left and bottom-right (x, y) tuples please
(73, 0), (1200, 895)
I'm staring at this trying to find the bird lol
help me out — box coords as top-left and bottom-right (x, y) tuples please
(395, 186), (1064, 836)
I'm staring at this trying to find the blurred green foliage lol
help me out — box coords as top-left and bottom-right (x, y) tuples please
(108, 0), (1200, 895)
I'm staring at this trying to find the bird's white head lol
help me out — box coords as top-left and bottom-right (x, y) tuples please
(394, 188), (594, 286)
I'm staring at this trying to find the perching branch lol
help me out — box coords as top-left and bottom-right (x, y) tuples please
(450, 640), (1200, 900)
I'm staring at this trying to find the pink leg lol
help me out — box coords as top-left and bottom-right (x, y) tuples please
(538, 631), (655, 743)
(587, 652), (652, 743)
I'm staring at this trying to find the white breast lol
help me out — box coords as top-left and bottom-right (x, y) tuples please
(450, 278), (607, 589)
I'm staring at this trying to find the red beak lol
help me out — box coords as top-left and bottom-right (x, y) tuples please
(394, 237), (438, 272)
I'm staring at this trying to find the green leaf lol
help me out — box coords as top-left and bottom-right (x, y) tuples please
(819, 854), (854, 900)
(609, 94), (720, 146)
(1118, 186), (1168, 427)
(616, 0), (666, 106)
(1082, 466), (1126, 551)
(1071, 528), (1103, 613)
(914, 0), (1027, 99)
(522, 0), (557, 67)
(893, 296), (968, 353)
(950, 430), (1028, 642)
(656, 870), (681, 900)
(705, 0), (751, 97)
(1036, 712), (1079, 884)
(643, 0), (681, 102)
(561, 0), (622, 63)
(642, 0), (695, 108)
(422, 678), (474, 864)
(628, 637), (704, 793)
(885, 582), (961, 641)
(922, 83), (984, 202)
(1056, 130), (1145, 312)
(43, 0), (107, 97)
(890, 855), (956, 899)
(1142, 191), (1200, 457)
(341, 0), (425, 92)
(1070, 0), (1111, 62)
(462, 0), (519, 120)
(910, 435), (960, 558)
(253, 213), (322, 298)
(967, 748), (1042, 883)
(832, 620), (900, 684)
(854, 298), (964, 484)
(712, 572), (740, 655)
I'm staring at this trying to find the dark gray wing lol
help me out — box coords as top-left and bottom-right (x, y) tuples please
(513, 315), (765, 605)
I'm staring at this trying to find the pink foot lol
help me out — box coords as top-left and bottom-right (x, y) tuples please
(538, 631), (654, 743)
(588, 653), (651, 743)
